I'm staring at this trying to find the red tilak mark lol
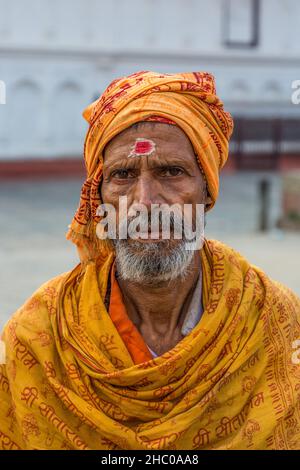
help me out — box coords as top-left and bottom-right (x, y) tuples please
(134, 140), (154, 154)
(128, 138), (156, 158)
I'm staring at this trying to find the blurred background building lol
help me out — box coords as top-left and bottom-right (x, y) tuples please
(0, 0), (299, 328)
(0, 0), (300, 166)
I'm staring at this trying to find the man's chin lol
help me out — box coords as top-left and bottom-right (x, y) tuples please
(112, 237), (195, 284)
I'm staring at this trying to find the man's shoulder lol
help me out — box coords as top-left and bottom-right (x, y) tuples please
(205, 238), (251, 273)
(206, 237), (300, 304)
(1, 266), (79, 341)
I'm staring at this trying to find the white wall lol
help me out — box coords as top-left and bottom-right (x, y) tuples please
(0, 0), (299, 159)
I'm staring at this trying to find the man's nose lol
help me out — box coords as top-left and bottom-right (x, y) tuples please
(132, 174), (159, 209)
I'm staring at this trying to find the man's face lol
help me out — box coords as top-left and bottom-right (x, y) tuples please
(100, 122), (210, 283)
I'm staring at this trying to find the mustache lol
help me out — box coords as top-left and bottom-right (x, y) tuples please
(117, 211), (195, 234)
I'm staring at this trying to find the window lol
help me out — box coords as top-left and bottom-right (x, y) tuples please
(223, 0), (259, 48)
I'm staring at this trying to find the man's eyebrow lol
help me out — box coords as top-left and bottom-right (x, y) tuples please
(147, 156), (193, 168)
(103, 159), (139, 172)
(103, 154), (194, 172)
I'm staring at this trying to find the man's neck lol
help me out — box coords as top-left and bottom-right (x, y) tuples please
(116, 252), (201, 353)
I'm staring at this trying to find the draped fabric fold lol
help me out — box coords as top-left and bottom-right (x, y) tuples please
(1, 240), (300, 450)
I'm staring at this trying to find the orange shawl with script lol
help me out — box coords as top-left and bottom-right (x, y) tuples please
(1, 239), (300, 450)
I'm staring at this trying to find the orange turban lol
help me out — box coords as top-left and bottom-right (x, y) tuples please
(67, 70), (233, 263)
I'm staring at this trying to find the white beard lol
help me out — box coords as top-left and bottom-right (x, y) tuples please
(112, 238), (195, 285)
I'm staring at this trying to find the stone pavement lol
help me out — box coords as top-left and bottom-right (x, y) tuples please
(0, 172), (299, 331)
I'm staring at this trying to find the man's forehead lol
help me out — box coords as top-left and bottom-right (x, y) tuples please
(110, 121), (190, 143)
(102, 147), (199, 173)
(104, 124), (194, 158)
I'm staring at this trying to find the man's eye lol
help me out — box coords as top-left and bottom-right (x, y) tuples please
(159, 167), (184, 177)
(111, 169), (135, 179)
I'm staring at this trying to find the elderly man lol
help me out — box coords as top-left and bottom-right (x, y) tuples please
(1, 71), (300, 450)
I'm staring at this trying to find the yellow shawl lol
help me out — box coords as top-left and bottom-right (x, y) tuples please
(1, 239), (300, 450)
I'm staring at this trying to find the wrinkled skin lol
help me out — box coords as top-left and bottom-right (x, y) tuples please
(101, 122), (211, 356)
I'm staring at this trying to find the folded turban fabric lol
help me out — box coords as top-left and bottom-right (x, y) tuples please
(66, 70), (233, 264)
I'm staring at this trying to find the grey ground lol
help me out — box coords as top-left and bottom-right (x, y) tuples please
(0, 172), (299, 331)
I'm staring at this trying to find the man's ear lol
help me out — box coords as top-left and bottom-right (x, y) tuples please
(205, 195), (213, 212)
(202, 183), (213, 211)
